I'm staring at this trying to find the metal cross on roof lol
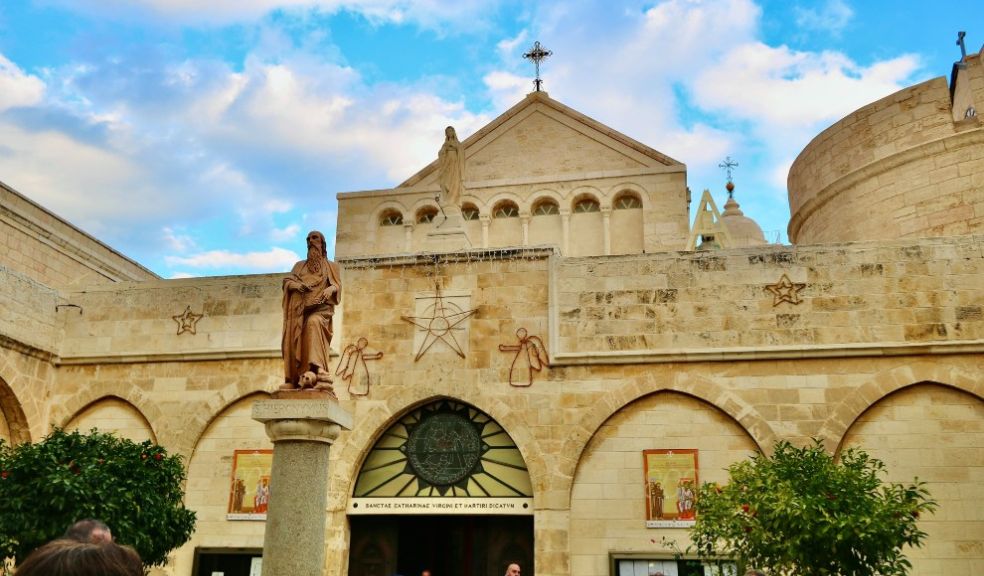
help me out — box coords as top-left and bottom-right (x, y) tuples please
(718, 156), (739, 183)
(523, 41), (553, 92)
(957, 31), (967, 60)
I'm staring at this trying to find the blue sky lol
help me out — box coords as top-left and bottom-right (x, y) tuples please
(0, 0), (977, 277)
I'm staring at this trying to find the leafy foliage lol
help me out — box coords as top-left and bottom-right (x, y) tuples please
(0, 428), (196, 566)
(691, 440), (935, 576)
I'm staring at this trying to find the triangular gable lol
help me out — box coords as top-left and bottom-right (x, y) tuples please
(686, 189), (733, 250)
(399, 91), (682, 188)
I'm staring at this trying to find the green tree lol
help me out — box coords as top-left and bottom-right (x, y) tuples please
(0, 428), (196, 567)
(691, 440), (935, 576)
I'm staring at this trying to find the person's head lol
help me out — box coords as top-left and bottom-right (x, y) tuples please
(445, 126), (457, 141)
(505, 562), (521, 576)
(421, 569), (432, 576)
(15, 539), (142, 576)
(744, 570), (766, 576)
(64, 519), (113, 544)
(306, 230), (327, 257)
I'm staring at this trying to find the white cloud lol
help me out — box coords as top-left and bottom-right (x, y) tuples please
(497, 30), (529, 59)
(270, 223), (301, 241)
(48, 0), (505, 30)
(162, 226), (196, 252)
(0, 54), (45, 112)
(692, 43), (919, 127)
(0, 121), (155, 237)
(795, 0), (854, 35)
(483, 71), (528, 111)
(169, 271), (194, 279)
(165, 247), (300, 271)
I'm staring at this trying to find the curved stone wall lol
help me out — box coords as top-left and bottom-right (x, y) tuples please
(788, 65), (984, 244)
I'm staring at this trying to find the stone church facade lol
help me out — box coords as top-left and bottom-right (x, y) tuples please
(1, 49), (983, 576)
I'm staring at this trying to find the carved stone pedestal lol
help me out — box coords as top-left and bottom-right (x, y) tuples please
(253, 397), (353, 576)
(427, 208), (472, 251)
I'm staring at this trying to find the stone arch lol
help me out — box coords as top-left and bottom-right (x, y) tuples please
(460, 200), (482, 221)
(569, 188), (602, 213)
(332, 389), (546, 509)
(608, 182), (648, 209)
(0, 373), (31, 444)
(369, 201), (409, 229)
(177, 385), (274, 459)
(57, 384), (165, 442)
(410, 197), (440, 220)
(835, 381), (984, 576)
(529, 191), (562, 215)
(172, 389), (274, 576)
(558, 374), (776, 507)
(491, 198), (522, 218)
(64, 395), (158, 444)
(817, 362), (983, 451)
(485, 192), (524, 214)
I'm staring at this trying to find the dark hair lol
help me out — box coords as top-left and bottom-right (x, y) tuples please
(64, 519), (112, 543)
(15, 539), (142, 576)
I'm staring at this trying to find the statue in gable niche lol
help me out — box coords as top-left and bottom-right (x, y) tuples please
(281, 230), (342, 391)
(438, 125), (465, 208)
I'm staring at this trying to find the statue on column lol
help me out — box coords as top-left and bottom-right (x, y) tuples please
(438, 125), (465, 210)
(281, 230), (342, 390)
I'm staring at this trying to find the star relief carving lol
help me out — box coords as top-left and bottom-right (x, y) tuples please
(402, 287), (477, 361)
(765, 274), (806, 306)
(172, 305), (204, 335)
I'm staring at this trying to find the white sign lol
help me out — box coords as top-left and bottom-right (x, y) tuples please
(348, 497), (533, 515)
(645, 520), (696, 528)
(249, 557), (263, 576)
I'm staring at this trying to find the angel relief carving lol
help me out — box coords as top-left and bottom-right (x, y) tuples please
(498, 328), (550, 387)
(335, 337), (383, 396)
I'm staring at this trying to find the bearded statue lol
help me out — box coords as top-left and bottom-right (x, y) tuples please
(281, 230), (342, 391)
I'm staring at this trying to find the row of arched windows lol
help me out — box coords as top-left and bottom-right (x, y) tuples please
(379, 191), (643, 226)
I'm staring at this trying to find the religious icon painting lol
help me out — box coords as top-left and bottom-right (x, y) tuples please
(227, 449), (273, 521)
(642, 449), (699, 528)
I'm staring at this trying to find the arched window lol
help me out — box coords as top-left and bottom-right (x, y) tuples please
(613, 192), (643, 210)
(573, 196), (600, 213)
(493, 200), (520, 218)
(461, 203), (480, 221)
(416, 206), (439, 224)
(532, 198), (559, 216)
(379, 209), (404, 226)
(352, 399), (532, 497)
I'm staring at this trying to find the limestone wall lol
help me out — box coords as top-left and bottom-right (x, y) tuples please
(569, 392), (758, 575)
(0, 181), (156, 288)
(172, 393), (272, 576)
(787, 57), (984, 244)
(1, 235), (979, 576)
(841, 383), (984, 576)
(0, 265), (59, 442)
(58, 274), (283, 362)
(335, 171), (686, 258)
(553, 236), (984, 357)
(0, 264), (60, 355)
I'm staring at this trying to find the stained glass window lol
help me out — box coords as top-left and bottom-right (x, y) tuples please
(353, 400), (532, 497)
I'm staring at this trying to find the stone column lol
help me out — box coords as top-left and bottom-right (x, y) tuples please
(480, 215), (491, 248)
(601, 206), (612, 255)
(253, 397), (353, 576)
(520, 213), (531, 246)
(403, 222), (414, 252)
(560, 209), (571, 255)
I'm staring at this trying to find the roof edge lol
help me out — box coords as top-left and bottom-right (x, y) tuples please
(398, 91), (683, 188)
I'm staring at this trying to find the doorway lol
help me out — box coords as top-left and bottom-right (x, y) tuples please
(349, 515), (533, 576)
